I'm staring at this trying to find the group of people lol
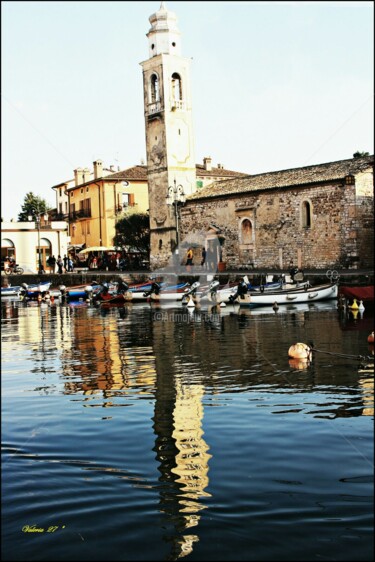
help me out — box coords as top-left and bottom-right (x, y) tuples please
(47, 254), (74, 274)
(184, 246), (218, 271)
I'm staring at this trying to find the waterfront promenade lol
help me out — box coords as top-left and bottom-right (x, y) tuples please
(1, 267), (374, 290)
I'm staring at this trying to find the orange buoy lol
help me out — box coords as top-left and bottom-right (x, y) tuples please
(289, 358), (310, 371)
(288, 342), (312, 360)
(368, 331), (374, 344)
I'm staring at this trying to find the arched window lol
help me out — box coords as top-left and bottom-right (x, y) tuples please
(241, 218), (253, 244)
(301, 201), (311, 228)
(150, 73), (160, 103)
(171, 73), (182, 102)
(1, 238), (15, 261)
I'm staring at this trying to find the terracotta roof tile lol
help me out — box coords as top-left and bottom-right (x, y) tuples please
(188, 155), (374, 200)
(106, 165), (148, 181)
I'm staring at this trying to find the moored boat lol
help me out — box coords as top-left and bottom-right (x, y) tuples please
(338, 285), (374, 304)
(2, 281), (52, 298)
(149, 282), (191, 302)
(235, 281), (338, 307)
(19, 281), (53, 300)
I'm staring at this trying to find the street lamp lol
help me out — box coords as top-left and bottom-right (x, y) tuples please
(28, 205), (48, 274)
(166, 179), (185, 252)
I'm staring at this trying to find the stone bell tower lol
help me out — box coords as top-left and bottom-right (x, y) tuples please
(140, 1), (196, 269)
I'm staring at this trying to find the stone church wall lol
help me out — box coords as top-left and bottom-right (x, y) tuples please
(180, 179), (373, 270)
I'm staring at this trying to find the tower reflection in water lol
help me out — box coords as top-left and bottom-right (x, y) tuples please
(152, 319), (211, 560)
(60, 304), (212, 559)
(153, 378), (211, 559)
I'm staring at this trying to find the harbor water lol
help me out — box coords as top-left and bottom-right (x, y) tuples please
(1, 297), (374, 561)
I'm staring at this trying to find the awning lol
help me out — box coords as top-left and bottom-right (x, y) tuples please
(78, 246), (116, 254)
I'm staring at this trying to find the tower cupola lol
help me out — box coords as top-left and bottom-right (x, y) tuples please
(147, 1), (181, 57)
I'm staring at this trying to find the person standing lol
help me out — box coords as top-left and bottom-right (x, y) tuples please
(57, 255), (64, 274)
(63, 254), (68, 271)
(67, 257), (74, 272)
(47, 255), (56, 274)
(186, 247), (194, 272)
(201, 247), (206, 268)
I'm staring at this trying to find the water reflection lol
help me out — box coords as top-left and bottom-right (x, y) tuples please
(1, 298), (374, 561)
(152, 317), (211, 559)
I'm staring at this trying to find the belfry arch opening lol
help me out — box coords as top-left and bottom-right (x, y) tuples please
(150, 73), (160, 103)
(171, 73), (182, 102)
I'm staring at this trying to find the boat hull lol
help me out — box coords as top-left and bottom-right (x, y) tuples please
(339, 285), (374, 303)
(237, 282), (338, 307)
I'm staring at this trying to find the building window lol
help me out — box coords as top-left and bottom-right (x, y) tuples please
(241, 218), (253, 244)
(301, 200), (312, 228)
(150, 73), (160, 103)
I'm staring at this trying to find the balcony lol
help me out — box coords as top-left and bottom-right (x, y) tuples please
(70, 209), (92, 220)
(147, 101), (162, 118)
(171, 100), (185, 111)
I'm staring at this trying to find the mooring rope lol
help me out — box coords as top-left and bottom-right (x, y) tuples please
(311, 347), (373, 362)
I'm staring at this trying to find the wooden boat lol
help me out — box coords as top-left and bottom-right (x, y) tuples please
(338, 285), (374, 303)
(97, 292), (132, 304)
(149, 282), (191, 302)
(1, 285), (22, 297)
(1, 281), (52, 297)
(205, 278), (291, 304)
(19, 281), (53, 299)
(127, 281), (161, 302)
(235, 282), (338, 307)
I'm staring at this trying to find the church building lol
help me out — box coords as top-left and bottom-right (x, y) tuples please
(141, 3), (373, 272)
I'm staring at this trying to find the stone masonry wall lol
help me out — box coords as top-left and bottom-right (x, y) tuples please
(180, 180), (373, 270)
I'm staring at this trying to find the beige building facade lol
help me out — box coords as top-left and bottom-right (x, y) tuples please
(1, 219), (69, 273)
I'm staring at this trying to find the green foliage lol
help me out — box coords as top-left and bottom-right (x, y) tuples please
(18, 192), (51, 222)
(113, 213), (150, 254)
(353, 151), (370, 158)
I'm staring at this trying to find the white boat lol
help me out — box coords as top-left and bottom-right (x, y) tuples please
(1, 285), (21, 297)
(235, 282), (338, 307)
(205, 278), (291, 305)
(237, 300), (339, 316)
(150, 283), (191, 302)
(2, 281), (52, 298)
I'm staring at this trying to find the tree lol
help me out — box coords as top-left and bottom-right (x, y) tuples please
(353, 151), (370, 158)
(18, 192), (51, 222)
(113, 212), (150, 254)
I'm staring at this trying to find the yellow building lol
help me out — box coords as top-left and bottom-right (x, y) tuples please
(62, 160), (149, 248)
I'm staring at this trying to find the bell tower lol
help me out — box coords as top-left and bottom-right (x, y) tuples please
(140, 2), (196, 269)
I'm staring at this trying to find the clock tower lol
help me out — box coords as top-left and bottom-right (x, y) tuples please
(140, 2), (196, 269)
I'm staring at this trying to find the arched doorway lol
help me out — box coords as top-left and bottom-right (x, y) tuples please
(37, 238), (52, 272)
(1, 239), (15, 269)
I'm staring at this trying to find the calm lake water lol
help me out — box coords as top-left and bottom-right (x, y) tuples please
(1, 297), (374, 561)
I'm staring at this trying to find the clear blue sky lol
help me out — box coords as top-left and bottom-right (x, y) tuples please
(2, 1), (373, 220)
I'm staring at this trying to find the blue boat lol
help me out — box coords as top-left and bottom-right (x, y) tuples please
(2, 281), (51, 298)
